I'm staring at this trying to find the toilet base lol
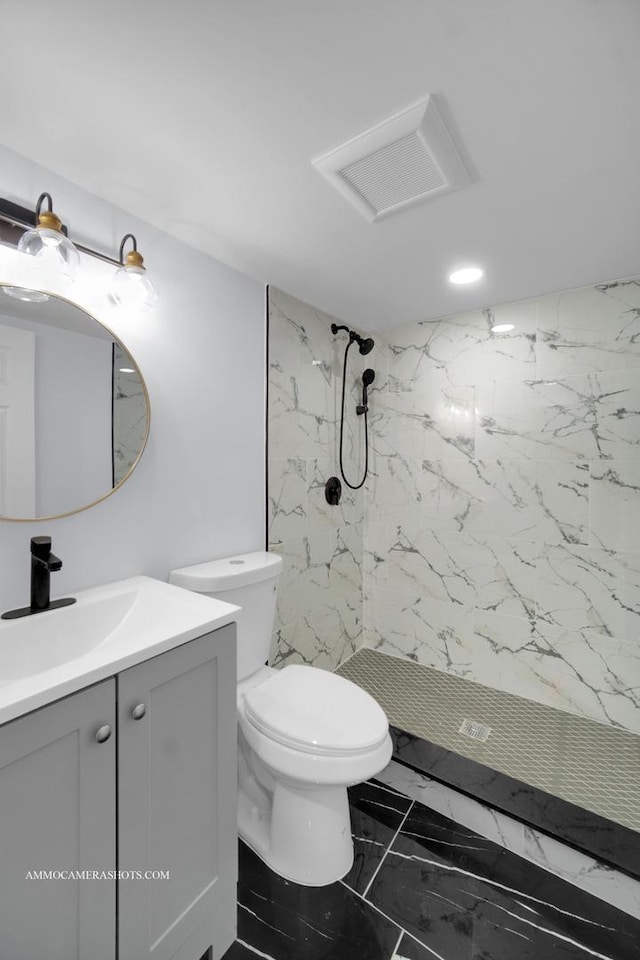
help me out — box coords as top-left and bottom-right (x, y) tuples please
(238, 778), (354, 886)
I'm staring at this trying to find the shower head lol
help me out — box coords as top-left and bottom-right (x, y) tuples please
(331, 323), (375, 356)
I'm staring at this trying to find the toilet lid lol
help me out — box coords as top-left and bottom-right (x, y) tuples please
(243, 665), (389, 756)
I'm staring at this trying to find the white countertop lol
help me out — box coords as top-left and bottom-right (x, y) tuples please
(0, 576), (240, 726)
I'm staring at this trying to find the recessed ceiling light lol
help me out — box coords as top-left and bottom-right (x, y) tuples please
(490, 323), (514, 333)
(449, 266), (484, 285)
(119, 367), (135, 373)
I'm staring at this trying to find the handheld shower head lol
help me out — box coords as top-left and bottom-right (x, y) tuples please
(357, 368), (376, 416)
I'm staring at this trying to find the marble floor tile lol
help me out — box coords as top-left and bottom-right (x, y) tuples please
(392, 932), (442, 959)
(366, 802), (640, 960)
(232, 840), (402, 960)
(343, 779), (413, 895)
(221, 942), (258, 960)
(377, 761), (640, 921)
(224, 777), (640, 960)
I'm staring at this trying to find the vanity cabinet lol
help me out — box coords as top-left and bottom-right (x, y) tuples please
(0, 624), (237, 960)
(0, 678), (116, 960)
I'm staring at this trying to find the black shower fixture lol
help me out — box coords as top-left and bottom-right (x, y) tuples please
(356, 368), (375, 416)
(327, 322), (376, 497)
(330, 323), (375, 356)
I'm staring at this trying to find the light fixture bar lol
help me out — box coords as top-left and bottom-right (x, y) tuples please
(0, 197), (122, 268)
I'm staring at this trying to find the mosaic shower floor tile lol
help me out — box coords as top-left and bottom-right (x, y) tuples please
(336, 647), (640, 833)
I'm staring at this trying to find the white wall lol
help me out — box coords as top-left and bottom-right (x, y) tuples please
(0, 145), (265, 610)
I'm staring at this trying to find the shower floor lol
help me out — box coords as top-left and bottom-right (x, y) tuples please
(336, 647), (640, 834)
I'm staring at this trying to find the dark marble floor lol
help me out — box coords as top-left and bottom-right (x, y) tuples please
(222, 779), (640, 960)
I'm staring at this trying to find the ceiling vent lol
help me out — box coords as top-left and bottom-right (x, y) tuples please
(312, 96), (470, 223)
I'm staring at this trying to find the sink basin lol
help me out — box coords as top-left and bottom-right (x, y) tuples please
(0, 576), (239, 725)
(0, 589), (139, 684)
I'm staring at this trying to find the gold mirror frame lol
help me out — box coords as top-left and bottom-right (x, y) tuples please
(0, 283), (151, 522)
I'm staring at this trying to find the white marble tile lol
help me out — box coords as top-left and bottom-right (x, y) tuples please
(268, 458), (306, 546)
(270, 590), (361, 670)
(589, 460), (640, 552)
(112, 344), (147, 484)
(476, 369), (640, 462)
(370, 398), (475, 461)
(472, 612), (640, 730)
(421, 458), (588, 545)
(384, 521), (537, 619)
(364, 590), (476, 674)
(536, 279), (640, 378)
(385, 301), (536, 389)
(377, 761), (640, 920)
(536, 543), (640, 642)
(268, 287), (367, 672)
(532, 621), (640, 733)
(366, 454), (422, 515)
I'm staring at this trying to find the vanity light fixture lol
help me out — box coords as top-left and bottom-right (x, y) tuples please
(449, 266), (484, 285)
(16, 192), (80, 279)
(0, 195), (158, 312)
(110, 234), (156, 311)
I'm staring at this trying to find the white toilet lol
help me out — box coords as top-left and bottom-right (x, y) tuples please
(169, 550), (392, 886)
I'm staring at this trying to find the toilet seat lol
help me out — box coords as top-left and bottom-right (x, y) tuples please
(243, 664), (389, 757)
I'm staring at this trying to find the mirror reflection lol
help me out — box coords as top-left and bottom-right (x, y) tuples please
(0, 285), (149, 520)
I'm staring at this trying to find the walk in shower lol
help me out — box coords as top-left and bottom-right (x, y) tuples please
(266, 279), (640, 875)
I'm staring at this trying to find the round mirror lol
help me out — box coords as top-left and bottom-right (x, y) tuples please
(0, 284), (150, 520)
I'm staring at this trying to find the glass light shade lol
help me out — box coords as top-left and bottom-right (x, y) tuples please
(110, 264), (157, 311)
(17, 225), (80, 280)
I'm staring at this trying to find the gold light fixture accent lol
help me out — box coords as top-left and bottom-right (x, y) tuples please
(0, 195), (157, 311)
(16, 192), (80, 279)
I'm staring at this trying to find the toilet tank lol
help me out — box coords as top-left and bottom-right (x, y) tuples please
(169, 552), (282, 681)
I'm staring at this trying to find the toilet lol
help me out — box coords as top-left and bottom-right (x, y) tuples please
(169, 550), (392, 886)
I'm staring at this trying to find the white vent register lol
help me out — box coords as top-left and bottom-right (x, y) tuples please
(313, 96), (470, 222)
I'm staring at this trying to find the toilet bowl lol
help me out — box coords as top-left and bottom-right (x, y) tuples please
(170, 551), (392, 886)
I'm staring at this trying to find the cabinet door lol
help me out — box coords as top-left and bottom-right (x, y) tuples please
(0, 679), (116, 960)
(118, 626), (237, 960)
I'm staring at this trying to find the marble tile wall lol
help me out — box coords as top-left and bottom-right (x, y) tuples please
(365, 278), (640, 734)
(267, 287), (369, 669)
(112, 344), (147, 484)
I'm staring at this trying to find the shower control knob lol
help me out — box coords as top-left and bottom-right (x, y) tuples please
(95, 724), (112, 744)
(131, 703), (146, 720)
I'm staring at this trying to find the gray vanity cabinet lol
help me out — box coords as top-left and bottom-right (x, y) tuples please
(0, 623), (237, 960)
(118, 626), (238, 960)
(0, 678), (116, 960)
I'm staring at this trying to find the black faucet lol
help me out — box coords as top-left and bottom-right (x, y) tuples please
(1, 537), (76, 620)
(30, 536), (63, 612)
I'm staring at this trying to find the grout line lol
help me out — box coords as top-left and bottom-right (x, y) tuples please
(362, 799), (415, 900)
(339, 879), (407, 944)
(390, 928), (404, 959)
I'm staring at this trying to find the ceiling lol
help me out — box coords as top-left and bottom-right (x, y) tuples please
(2, 0), (639, 331)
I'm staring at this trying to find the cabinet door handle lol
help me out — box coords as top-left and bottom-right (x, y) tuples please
(95, 724), (112, 743)
(131, 703), (147, 721)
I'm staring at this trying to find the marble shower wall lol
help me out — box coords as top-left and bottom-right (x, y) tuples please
(365, 277), (640, 734)
(267, 287), (369, 669)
